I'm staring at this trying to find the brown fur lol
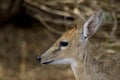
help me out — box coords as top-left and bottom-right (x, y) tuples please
(39, 10), (120, 80)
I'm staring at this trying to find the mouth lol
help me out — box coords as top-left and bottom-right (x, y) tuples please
(41, 60), (54, 65)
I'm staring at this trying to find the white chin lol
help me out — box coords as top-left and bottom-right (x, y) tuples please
(51, 58), (78, 67)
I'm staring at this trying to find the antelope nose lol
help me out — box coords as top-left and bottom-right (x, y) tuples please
(37, 56), (41, 63)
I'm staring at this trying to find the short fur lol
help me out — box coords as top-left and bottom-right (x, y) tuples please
(39, 10), (120, 80)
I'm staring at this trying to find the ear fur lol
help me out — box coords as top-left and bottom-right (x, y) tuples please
(82, 10), (104, 39)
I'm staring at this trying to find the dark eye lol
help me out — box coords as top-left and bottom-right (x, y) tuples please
(59, 41), (69, 47)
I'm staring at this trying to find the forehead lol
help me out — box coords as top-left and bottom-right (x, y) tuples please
(54, 28), (80, 45)
(62, 28), (77, 39)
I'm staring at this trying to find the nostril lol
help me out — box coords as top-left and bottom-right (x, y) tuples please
(37, 56), (41, 62)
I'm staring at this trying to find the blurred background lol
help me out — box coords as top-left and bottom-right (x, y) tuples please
(0, 0), (120, 80)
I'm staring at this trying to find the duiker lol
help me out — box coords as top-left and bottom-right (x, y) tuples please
(37, 10), (120, 80)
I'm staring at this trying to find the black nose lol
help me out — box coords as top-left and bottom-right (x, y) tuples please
(37, 56), (41, 62)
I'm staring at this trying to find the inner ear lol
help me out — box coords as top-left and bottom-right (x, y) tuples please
(82, 10), (103, 39)
(84, 16), (99, 37)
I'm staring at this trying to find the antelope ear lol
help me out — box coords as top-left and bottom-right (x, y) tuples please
(82, 10), (104, 39)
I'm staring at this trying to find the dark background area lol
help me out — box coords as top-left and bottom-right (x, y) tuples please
(0, 0), (120, 80)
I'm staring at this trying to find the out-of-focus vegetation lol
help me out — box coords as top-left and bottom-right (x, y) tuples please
(0, 0), (120, 80)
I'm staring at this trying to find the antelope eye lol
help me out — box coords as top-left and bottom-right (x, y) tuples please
(59, 40), (69, 47)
